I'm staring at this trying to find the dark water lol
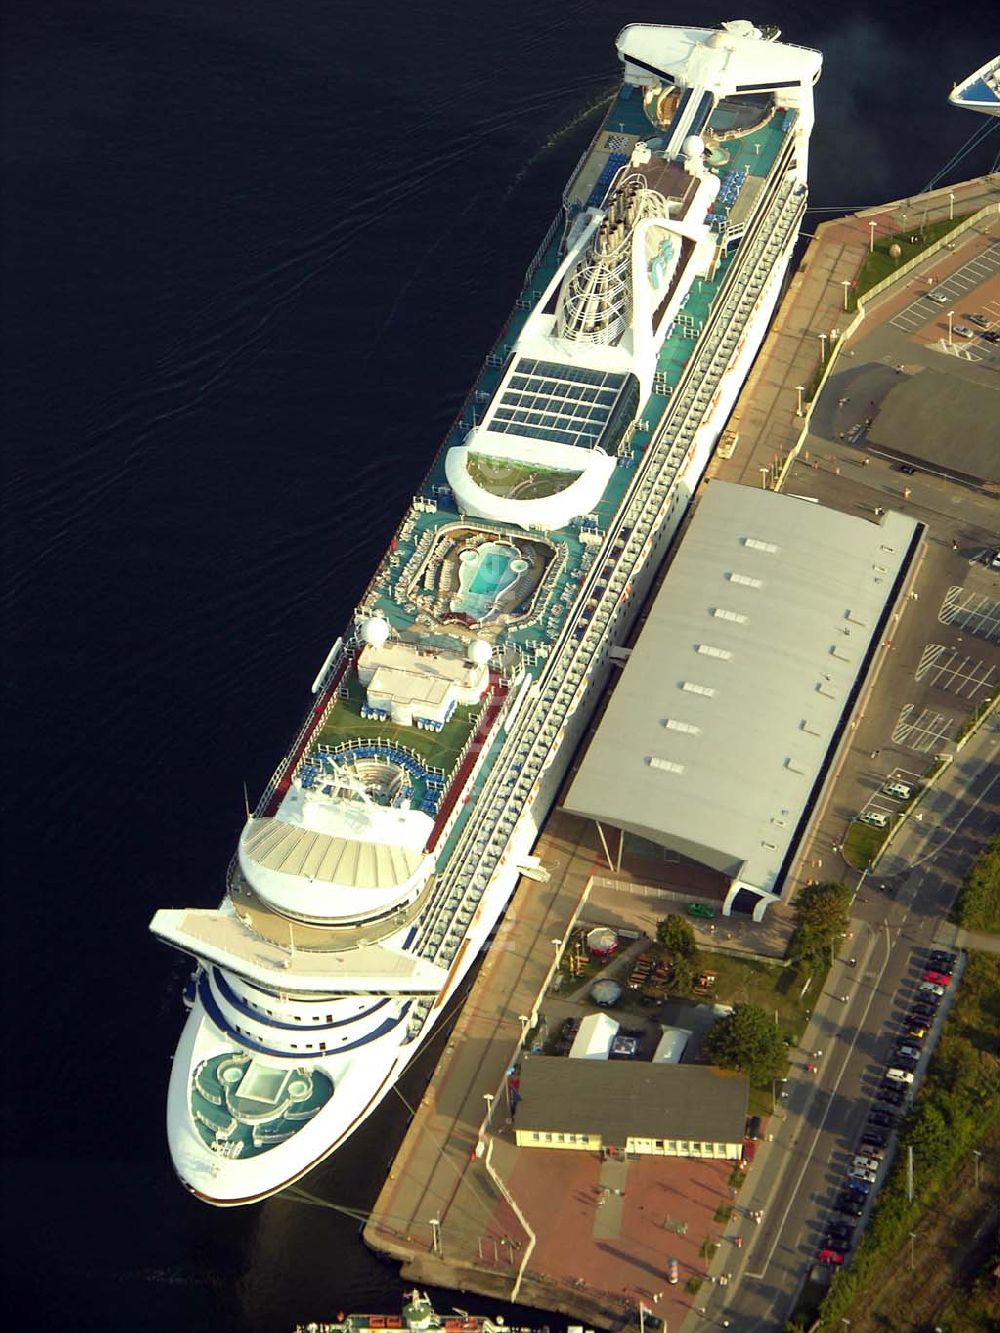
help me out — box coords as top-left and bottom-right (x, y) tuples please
(1, 2), (996, 1329)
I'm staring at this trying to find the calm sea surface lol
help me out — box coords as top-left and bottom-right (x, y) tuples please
(2, 2), (996, 1329)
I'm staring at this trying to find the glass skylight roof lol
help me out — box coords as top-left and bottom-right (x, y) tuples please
(489, 358), (627, 448)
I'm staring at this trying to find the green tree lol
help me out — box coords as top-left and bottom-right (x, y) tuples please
(704, 1003), (787, 1081)
(791, 880), (852, 966)
(670, 954), (695, 996)
(656, 913), (697, 957)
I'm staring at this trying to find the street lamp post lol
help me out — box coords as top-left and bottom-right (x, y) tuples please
(841, 279), (851, 311)
(947, 310), (954, 346)
(973, 1149), (982, 1187)
(483, 1092), (495, 1127)
(796, 384), (805, 416)
(949, 190), (955, 222)
(868, 220), (877, 253)
(517, 1013), (531, 1044)
(819, 332), (828, 362)
(430, 1217), (442, 1257)
(759, 467), (769, 491)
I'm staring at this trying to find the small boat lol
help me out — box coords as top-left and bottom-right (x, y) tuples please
(294, 1290), (550, 1333)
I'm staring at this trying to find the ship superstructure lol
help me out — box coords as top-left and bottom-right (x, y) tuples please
(152, 18), (822, 1205)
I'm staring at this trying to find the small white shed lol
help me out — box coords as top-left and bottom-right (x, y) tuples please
(653, 1026), (693, 1064)
(568, 1012), (619, 1060)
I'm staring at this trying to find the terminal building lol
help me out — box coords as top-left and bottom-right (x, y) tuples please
(564, 481), (922, 918)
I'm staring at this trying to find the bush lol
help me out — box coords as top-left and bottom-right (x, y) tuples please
(955, 836), (1000, 932)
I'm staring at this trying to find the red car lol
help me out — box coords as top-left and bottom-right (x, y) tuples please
(817, 1248), (845, 1265)
(922, 970), (951, 985)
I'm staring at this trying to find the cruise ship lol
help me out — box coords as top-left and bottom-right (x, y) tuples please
(151, 18), (822, 1205)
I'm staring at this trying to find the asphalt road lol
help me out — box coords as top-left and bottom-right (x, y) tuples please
(688, 718), (998, 1330)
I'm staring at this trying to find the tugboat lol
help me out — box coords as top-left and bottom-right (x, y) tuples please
(294, 1290), (549, 1333)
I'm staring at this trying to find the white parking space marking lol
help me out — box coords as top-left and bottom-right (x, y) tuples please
(914, 642), (997, 699)
(892, 244), (1000, 334)
(938, 586), (1000, 643)
(892, 703), (956, 752)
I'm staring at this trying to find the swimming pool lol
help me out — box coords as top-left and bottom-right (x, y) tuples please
(451, 540), (528, 620)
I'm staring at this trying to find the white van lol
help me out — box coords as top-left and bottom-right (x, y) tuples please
(859, 810), (889, 829)
(882, 780), (914, 801)
(886, 1068), (914, 1084)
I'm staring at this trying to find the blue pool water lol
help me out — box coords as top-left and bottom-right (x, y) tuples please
(454, 541), (527, 618)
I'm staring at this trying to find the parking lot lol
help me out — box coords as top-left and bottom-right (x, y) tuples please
(814, 947), (960, 1272)
(891, 703), (957, 753)
(890, 241), (1000, 335)
(939, 584), (1000, 643)
(914, 642), (996, 700)
(855, 768), (924, 823)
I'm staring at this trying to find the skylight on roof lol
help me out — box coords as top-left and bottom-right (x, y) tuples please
(664, 718), (700, 734)
(681, 681), (716, 696)
(697, 644), (733, 660)
(744, 537), (780, 554)
(729, 572), (763, 588)
(713, 608), (748, 624)
(648, 757), (685, 774)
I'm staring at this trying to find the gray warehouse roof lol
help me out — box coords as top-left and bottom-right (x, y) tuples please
(564, 482), (920, 895)
(516, 1057), (748, 1144)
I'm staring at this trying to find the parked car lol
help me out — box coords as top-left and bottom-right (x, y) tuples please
(852, 1155), (880, 1171)
(846, 1177), (872, 1196)
(877, 1084), (906, 1105)
(922, 970), (951, 986)
(835, 1195), (865, 1217)
(849, 1165), (877, 1183)
(883, 780), (914, 800)
(954, 324), (976, 339)
(892, 1055), (918, 1073)
(894, 462), (917, 475)
(886, 1067), (915, 1084)
(904, 1019), (929, 1038)
(919, 981), (945, 998)
(746, 1115), (762, 1140)
(817, 1248), (845, 1265)
(859, 1143), (886, 1161)
(861, 1129), (889, 1148)
(896, 1043), (922, 1061)
(983, 330), (1000, 343)
(910, 999), (939, 1016)
(859, 809), (890, 828)
(927, 289), (949, 303)
(868, 1108), (896, 1127)
(929, 951), (956, 971)
(969, 313), (989, 327)
(826, 1221), (855, 1244)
